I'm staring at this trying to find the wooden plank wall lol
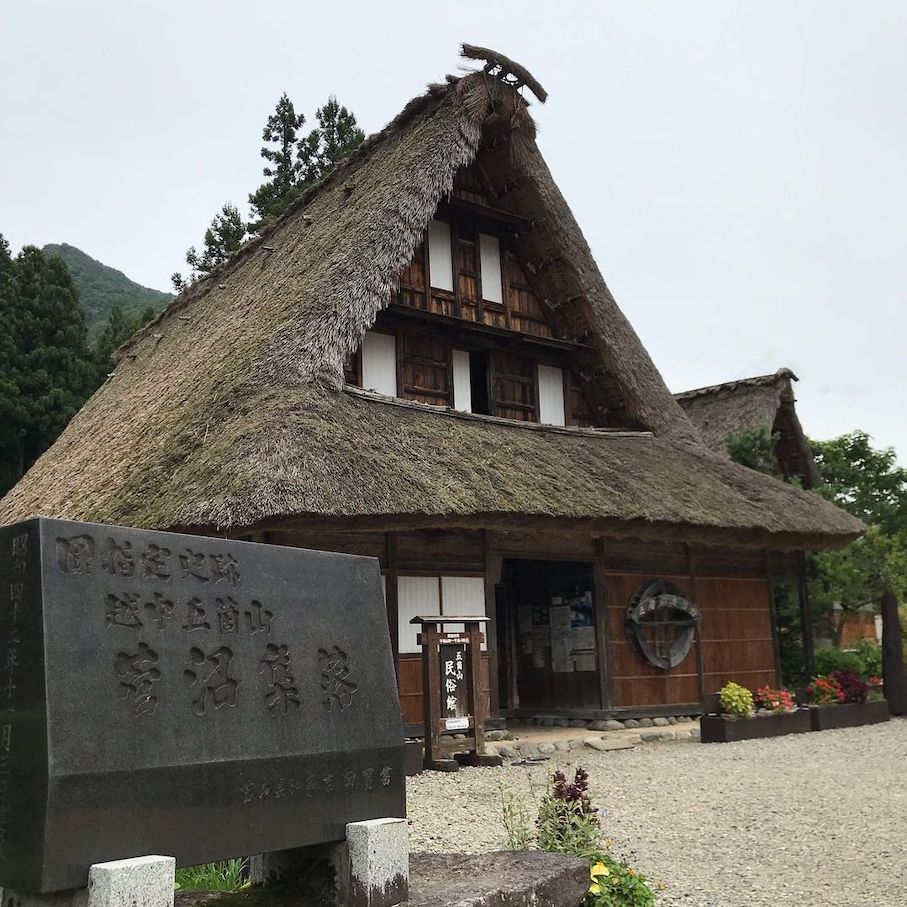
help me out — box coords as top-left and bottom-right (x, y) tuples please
(269, 527), (783, 716)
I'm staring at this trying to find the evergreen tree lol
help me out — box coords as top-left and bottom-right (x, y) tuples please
(91, 301), (156, 386)
(248, 93), (307, 230)
(248, 93), (364, 232)
(175, 92), (364, 288)
(172, 203), (247, 291)
(0, 244), (92, 494)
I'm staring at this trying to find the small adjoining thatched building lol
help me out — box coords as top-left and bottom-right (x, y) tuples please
(0, 48), (861, 727)
(676, 368), (818, 489)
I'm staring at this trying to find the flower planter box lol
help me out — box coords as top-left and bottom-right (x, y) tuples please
(808, 699), (890, 731)
(700, 709), (812, 743)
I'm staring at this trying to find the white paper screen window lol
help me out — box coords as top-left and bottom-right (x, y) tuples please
(452, 349), (472, 412)
(361, 332), (397, 396)
(441, 576), (486, 649)
(538, 364), (566, 426)
(428, 219), (454, 292)
(397, 576), (441, 654)
(479, 233), (503, 304)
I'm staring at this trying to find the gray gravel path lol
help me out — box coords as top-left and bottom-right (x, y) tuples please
(407, 719), (907, 906)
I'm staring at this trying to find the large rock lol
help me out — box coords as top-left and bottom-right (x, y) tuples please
(408, 851), (588, 907)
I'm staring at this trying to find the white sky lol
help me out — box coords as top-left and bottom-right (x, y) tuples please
(2, 1), (905, 461)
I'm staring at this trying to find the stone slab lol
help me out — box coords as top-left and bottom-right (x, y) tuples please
(407, 851), (588, 907)
(0, 519), (405, 893)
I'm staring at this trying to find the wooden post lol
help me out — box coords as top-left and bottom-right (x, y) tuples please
(763, 550), (783, 685)
(881, 589), (907, 715)
(686, 545), (707, 708)
(796, 551), (815, 680)
(484, 532), (503, 719)
(386, 533), (400, 686)
(592, 538), (613, 711)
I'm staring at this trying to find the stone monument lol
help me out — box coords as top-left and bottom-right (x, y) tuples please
(0, 518), (405, 903)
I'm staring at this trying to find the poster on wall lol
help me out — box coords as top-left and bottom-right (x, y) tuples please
(549, 604), (574, 673)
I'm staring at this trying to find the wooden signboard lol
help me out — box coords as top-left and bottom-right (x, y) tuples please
(411, 616), (502, 771)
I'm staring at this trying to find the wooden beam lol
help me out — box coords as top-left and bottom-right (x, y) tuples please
(686, 544), (707, 709)
(386, 533), (400, 685)
(593, 538), (613, 710)
(763, 550), (783, 685)
(484, 531), (503, 718)
(796, 551), (815, 679)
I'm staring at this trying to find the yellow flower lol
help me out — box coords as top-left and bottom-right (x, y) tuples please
(590, 861), (610, 878)
(589, 882), (602, 895)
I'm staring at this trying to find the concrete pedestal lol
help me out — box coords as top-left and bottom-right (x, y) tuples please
(251, 817), (408, 907)
(2, 856), (175, 907)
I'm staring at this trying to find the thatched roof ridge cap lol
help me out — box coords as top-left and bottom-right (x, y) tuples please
(675, 368), (798, 401)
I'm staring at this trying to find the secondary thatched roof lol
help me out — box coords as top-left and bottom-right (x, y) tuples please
(0, 51), (860, 549)
(676, 369), (819, 488)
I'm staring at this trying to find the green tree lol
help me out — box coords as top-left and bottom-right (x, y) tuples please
(0, 243), (92, 494)
(172, 203), (247, 291)
(726, 426), (781, 477)
(248, 93), (307, 230)
(808, 433), (907, 645)
(248, 93), (364, 231)
(92, 301), (156, 386)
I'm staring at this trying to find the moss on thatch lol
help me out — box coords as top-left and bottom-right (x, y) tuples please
(0, 61), (859, 549)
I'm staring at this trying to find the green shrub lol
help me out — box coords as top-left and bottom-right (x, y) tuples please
(852, 638), (883, 676)
(718, 682), (754, 716)
(174, 860), (246, 892)
(814, 647), (865, 677)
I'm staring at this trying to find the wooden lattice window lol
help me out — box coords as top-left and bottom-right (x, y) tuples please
(492, 352), (537, 422)
(398, 331), (450, 406)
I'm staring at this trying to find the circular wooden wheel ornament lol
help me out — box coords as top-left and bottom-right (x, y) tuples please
(626, 580), (701, 669)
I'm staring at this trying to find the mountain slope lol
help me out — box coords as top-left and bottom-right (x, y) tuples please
(43, 243), (171, 335)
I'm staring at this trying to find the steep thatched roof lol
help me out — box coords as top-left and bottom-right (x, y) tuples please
(676, 369), (819, 488)
(0, 54), (860, 549)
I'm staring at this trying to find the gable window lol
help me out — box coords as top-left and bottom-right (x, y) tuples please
(538, 365), (566, 426)
(427, 219), (454, 292)
(361, 331), (397, 396)
(478, 233), (503, 304)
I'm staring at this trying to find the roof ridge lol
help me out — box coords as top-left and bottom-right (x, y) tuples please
(675, 368), (797, 400)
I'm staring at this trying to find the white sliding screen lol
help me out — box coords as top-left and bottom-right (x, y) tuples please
(479, 233), (503, 303)
(361, 332), (397, 396)
(397, 576), (441, 654)
(451, 349), (472, 412)
(538, 364), (566, 426)
(427, 219), (454, 291)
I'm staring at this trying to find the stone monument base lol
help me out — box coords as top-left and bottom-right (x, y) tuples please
(251, 817), (409, 907)
(2, 856), (175, 907)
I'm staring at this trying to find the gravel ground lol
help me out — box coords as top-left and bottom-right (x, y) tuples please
(407, 719), (907, 906)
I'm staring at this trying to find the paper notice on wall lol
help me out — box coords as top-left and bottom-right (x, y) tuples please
(532, 630), (547, 668)
(549, 605), (574, 673)
(574, 652), (597, 672)
(522, 634), (533, 655)
(572, 626), (595, 652)
(517, 604), (533, 636)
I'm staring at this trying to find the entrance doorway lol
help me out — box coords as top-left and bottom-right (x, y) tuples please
(496, 559), (599, 714)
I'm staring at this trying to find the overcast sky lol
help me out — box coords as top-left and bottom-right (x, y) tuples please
(2, 1), (905, 461)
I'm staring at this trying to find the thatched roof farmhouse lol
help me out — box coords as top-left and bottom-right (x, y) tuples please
(0, 47), (861, 725)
